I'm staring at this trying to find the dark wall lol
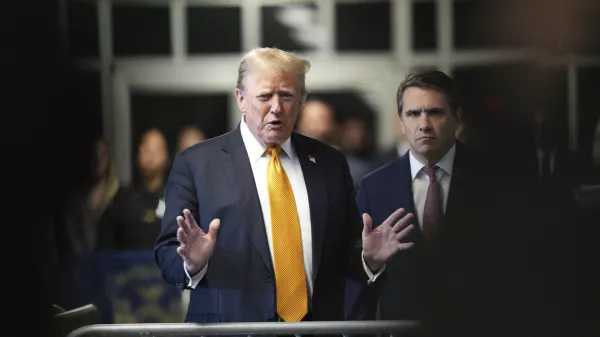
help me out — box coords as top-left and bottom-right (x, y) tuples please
(9, 1), (99, 335)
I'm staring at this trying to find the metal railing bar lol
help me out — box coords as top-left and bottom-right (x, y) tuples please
(68, 320), (421, 337)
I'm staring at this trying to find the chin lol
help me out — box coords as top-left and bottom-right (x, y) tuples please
(266, 132), (289, 144)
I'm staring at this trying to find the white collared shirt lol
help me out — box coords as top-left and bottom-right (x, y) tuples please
(408, 144), (456, 228)
(185, 119), (382, 290)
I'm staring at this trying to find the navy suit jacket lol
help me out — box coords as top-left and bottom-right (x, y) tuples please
(356, 142), (518, 324)
(155, 126), (371, 323)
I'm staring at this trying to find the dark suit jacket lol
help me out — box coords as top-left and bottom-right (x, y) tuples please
(356, 142), (526, 335)
(154, 126), (371, 323)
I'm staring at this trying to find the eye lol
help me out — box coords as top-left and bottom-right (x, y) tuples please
(257, 94), (270, 102)
(280, 93), (294, 101)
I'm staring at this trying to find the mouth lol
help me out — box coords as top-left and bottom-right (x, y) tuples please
(417, 136), (435, 141)
(267, 120), (285, 127)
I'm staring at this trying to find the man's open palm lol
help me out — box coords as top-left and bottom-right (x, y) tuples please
(176, 209), (220, 275)
(362, 208), (415, 269)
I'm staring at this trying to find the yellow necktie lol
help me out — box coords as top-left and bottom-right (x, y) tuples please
(266, 146), (308, 322)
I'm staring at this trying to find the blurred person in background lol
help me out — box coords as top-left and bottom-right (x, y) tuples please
(154, 47), (415, 323)
(62, 138), (120, 255)
(137, 128), (170, 199)
(177, 125), (206, 153)
(339, 118), (368, 155)
(525, 108), (587, 335)
(338, 117), (372, 189)
(98, 129), (169, 250)
(531, 108), (579, 189)
(296, 98), (338, 145)
(297, 99), (369, 188)
(116, 128), (170, 249)
(370, 117), (411, 170)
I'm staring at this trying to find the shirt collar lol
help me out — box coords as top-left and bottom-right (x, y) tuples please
(240, 117), (296, 164)
(408, 143), (456, 181)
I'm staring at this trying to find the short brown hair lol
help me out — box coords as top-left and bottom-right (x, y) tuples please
(236, 48), (311, 101)
(396, 70), (460, 117)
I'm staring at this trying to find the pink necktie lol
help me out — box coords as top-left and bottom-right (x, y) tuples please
(422, 166), (443, 242)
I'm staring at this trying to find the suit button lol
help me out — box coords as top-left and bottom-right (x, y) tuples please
(267, 274), (273, 283)
(265, 316), (275, 322)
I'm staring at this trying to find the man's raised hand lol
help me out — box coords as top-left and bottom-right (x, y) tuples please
(362, 208), (415, 271)
(176, 209), (220, 275)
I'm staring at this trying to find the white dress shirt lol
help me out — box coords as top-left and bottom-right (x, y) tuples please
(408, 144), (456, 228)
(185, 119), (383, 290)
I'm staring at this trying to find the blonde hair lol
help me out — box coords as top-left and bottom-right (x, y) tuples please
(236, 48), (311, 101)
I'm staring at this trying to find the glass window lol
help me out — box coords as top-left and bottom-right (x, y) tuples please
(187, 6), (241, 54)
(335, 0), (391, 52)
(453, 0), (529, 49)
(261, 3), (318, 52)
(412, 1), (437, 51)
(113, 5), (171, 56)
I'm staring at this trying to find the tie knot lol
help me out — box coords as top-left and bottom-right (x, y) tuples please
(423, 166), (438, 179)
(266, 146), (282, 157)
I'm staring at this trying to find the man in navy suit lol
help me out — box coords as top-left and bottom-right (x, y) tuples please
(154, 48), (415, 324)
(356, 70), (528, 335)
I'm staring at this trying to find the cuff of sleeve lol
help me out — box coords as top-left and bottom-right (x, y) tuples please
(362, 250), (386, 285)
(184, 262), (208, 289)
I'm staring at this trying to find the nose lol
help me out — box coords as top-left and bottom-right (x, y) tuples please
(270, 95), (282, 114)
(418, 111), (432, 131)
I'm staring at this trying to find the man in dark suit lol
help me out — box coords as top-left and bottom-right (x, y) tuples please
(154, 47), (414, 324)
(356, 70), (525, 336)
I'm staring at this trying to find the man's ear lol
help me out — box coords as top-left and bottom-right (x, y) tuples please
(455, 107), (463, 126)
(235, 88), (246, 113)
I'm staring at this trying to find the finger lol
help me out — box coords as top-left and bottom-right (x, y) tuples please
(395, 224), (415, 240)
(207, 218), (221, 239)
(391, 213), (415, 233)
(397, 242), (415, 251)
(183, 209), (199, 229)
(362, 213), (373, 236)
(177, 246), (188, 257)
(382, 208), (407, 229)
(177, 227), (187, 246)
(177, 216), (190, 235)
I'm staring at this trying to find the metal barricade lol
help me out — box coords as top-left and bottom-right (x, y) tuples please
(68, 320), (421, 337)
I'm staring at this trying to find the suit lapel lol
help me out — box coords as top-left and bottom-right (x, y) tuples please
(292, 134), (328, 277)
(220, 127), (274, 276)
(394, 154), (422, 242)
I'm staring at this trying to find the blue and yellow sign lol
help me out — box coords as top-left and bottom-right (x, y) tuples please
(60, 251), (183, 323)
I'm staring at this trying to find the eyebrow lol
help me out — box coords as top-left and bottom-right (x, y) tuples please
(405, 107), (445, 114)
(256, 88), (296, 95)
